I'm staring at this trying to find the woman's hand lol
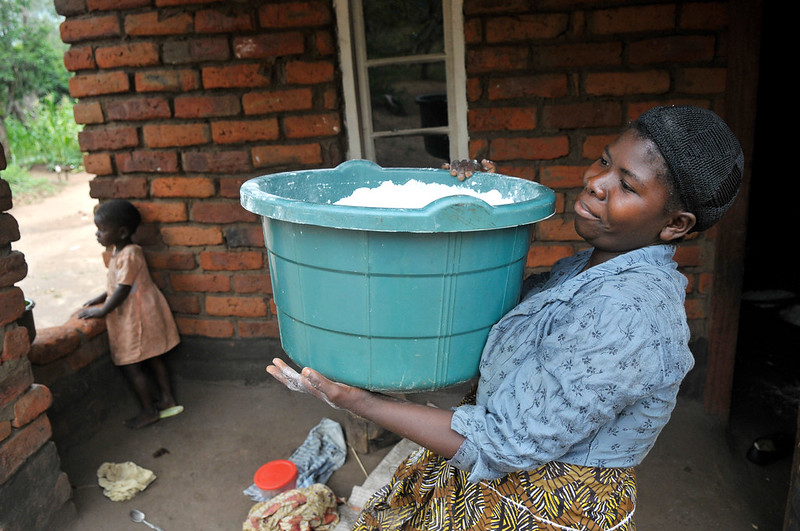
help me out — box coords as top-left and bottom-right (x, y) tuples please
(266, 358), (367, 410)
(267, 358), (465, 458)
(442, 159), (496, 181)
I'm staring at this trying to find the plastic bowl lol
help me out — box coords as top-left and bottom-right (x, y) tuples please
(240, 160), (555, 391)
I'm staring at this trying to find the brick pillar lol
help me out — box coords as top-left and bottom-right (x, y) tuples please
(0, 145), (75, 529)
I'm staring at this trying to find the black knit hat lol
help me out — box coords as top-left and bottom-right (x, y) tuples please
(633, 105), (744, 232)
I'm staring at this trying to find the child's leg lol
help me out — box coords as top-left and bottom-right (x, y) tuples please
(146, 356), (177, 410)
(121, 362), (160, 429)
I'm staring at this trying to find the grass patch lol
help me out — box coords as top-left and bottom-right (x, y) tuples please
(4, 162), (63, 204)
(3, 94), (82, 204)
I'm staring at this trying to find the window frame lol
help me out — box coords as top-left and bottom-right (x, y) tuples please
(334, 0), (469, 163)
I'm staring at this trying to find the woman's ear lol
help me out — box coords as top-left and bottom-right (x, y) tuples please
(660, 211), (696, 242)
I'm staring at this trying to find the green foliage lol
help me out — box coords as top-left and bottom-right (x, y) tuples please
(0, 0), (69, 116)
(0, 0), (78, 203)
(5, 96), (82, 203)
(7, 95), (83, 169)
(2, 160), (58, 203)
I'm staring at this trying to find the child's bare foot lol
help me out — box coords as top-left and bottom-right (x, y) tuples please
(124, 410), (160, 430)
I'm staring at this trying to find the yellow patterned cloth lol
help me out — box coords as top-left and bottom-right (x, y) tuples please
(352, 449), (636, 531)
(243, 483), (341, 531)
(352, 389), (636, 531)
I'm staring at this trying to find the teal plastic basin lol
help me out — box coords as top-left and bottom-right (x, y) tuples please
(240, 159), (555, 391)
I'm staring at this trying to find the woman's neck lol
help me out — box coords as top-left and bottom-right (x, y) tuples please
(584, 248), (621, 270)
(584, 242), (667, 271)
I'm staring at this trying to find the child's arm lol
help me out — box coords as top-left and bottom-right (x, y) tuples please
(78, 284), (132, 319)
(83, 292), (107, 307)
(267, 358), (465, 459)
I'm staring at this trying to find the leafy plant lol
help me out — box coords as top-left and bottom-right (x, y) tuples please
(0, 0), (70, 118)
(2, 160), (57, 203)
(1, 0), (72, 168)
(7, 94), (83, 170)
(3, 95), (82, 203)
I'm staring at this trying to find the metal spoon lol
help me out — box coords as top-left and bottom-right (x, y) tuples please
(130, 509), (163, 531)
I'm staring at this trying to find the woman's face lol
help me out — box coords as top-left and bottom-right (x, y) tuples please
(574, 129), (679, 260)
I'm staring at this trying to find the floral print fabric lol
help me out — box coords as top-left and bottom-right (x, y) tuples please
(449, 244), (694, 481)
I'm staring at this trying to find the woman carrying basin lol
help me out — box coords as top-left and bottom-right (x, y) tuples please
(268, 105), (744, 531)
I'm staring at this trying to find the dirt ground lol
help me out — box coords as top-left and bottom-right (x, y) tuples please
(9, 173), (793, 530)
(52, 376), (788, 531)
(12, 170), (106, 329)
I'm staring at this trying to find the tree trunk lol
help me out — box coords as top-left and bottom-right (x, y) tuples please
(0, 118), (11, 162)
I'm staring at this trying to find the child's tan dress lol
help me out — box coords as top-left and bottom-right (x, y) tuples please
(106, 244), (180, 366)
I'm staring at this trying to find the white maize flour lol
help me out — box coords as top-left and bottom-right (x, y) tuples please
(334, 179), (511, 208)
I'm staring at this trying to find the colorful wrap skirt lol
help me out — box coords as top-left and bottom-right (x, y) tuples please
(352, 392), (636, 531)
(351, 448), (636, 531)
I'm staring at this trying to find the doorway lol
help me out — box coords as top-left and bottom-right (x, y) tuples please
(728, 4), (797, 526)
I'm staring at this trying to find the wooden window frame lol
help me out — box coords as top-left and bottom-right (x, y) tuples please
(334, 0), (469, 162)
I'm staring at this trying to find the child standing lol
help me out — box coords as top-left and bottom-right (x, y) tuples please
(79, 199), (181, 430)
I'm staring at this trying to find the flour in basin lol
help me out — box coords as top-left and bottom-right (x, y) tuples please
(334, 179), (512, 208)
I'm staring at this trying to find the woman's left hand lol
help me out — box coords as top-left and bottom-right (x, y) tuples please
(266, 358), (367, 410)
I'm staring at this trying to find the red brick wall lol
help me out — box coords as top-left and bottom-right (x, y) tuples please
(56, 0), (344, 342)
(462, 0), (733, 335)
(54, 0), (733, 343)
(0, 148), (74, 528)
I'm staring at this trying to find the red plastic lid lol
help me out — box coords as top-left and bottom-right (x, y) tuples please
(254, 460), (298, 490)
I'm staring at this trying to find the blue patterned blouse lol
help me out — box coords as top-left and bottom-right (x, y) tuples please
(449, 244), (694, 481)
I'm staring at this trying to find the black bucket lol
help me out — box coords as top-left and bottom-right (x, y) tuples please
(18, 299), (36, 343)
(415, 93), (449, 160)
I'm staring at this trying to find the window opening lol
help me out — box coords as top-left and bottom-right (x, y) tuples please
(336, 0), (468, 167)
